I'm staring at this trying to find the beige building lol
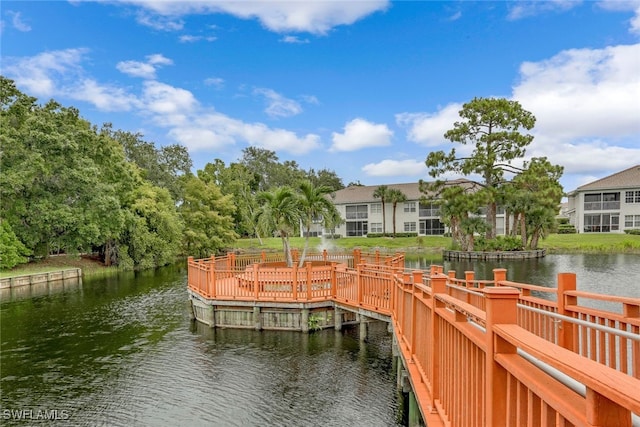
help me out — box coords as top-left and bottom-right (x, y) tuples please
(566, 164), (640, 233)
(312, 180), (505, 238)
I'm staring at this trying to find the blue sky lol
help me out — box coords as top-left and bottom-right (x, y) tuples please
(2, 1), (639, 194)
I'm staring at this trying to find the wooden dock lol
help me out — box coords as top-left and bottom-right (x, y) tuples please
(188, 250), (640, 426)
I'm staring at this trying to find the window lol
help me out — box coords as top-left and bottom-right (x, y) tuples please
(584, 213), (619, 232)
(419, 202), (440, 217)
(403, 202), (416, 213)
(404, 222), (416, 232)
(370, 222), (383, 233)
(420, 219), (445, 235)
(584, 194), (601, 211)
(625, 215), (640, 228)
(346, 221), (368, 236)
(345, 205), (368, 219)
(602, 192), (620, 210)
(370, 203), (382, 214)
(584, 192), (620, 210)
(625, 191), (640, 203)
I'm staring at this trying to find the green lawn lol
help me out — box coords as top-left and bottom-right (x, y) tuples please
(232, 235), (450, 253)
(232, 233), (640, 254)
(539, 233), (640, 253)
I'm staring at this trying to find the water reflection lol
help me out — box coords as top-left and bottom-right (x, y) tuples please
(1, 265), (400, 427)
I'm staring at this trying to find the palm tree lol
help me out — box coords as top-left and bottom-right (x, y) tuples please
(387, 188), (407, 237)
(255, 186), (299, 267)
(297, 180), (338, 266)
(372, 185), (390, 236)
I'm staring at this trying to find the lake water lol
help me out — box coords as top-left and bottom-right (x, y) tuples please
(1, 254), (638, 426)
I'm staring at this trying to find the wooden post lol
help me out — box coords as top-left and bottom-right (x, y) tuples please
(330, 262), (337, 299)
(208, 255), (216, 298)
(187, 256), (194, 290)
(429, 273), (447, 410)
(586, 388), (631, 427)
(493, 268), (507, 286)
(357, 264), (363, 306)
(261, 251), (266, 262)
(292, 264), (298, 300)
(409, 272), (417, 359)
(557, 273), (577, 351)
(622, 301), (639, 379)
(484, 286), (519, 426)
(306, 262), (312, 300)
(323, 249), (328, 261)
(448, 270), (456, 280)
(465, 271), (475, 288)
(254, 263), (260, 299)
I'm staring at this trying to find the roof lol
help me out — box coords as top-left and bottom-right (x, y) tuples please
(330, 179), (477, 204)
(574, 164), (640, 192)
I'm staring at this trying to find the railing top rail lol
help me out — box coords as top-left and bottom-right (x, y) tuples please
(499, 280), (558, 294)
(565, 289), (640, 305)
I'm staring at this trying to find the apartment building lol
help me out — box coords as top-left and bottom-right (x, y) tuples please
(566, 165), (640, 233)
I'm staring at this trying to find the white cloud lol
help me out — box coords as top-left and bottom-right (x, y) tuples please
(253, 88), (303, 118)
(507, 1), (580, 20)
(142, 80), (199, 116)
(280, 35), (309, 44)
(179, 34), (217, 43)
(331, 118), (393, 152)
(301, 95), (319, 105)
(2, 48), (88, 97)
(7, 11), (31, 32)
(396, 103), (462, 146)
(4, 48), (321, 157)
(362, 159), (427, 177)
(71, 79), (140, 112)
(513, 44), (640, 140)
(107, 1), (390, 34)
(116, 60), (156, 79)
(170, 111), (321, 154)
(117, 54), (173, 79)
(204, 77), (225, 89)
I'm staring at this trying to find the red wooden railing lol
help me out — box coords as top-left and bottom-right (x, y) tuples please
(187, 251), (640, 426)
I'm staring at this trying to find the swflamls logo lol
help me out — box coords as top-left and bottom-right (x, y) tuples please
(2, 409), (70, 421)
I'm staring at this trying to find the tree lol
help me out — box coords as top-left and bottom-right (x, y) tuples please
(387, 188), (407, 237)
(200, 160), (263, 241)
(180, 174), (238, 259)
(426, 97), (536, 239)
(372, 185), (390, 236)
(117, 183), (183, 269)
(0, 80), (133, 259)
(511, 158), (564, 249)
(255, 187), (299, 267)
(0, 220), (31, 269)
(306, 168), (345, 192)
(240, 147), (305, 191)
(296, 180), (338, 266)
(106, 127), (192, 200)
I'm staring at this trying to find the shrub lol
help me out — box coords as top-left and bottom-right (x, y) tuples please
(624, 229), (640, 235)
(474, 235), (523, 252)
(557, 224), (577, 234)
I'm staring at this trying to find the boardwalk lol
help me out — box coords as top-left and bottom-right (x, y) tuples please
(188, 250), (640, 427)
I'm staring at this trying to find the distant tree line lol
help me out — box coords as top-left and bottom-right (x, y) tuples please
(0, 77), (344, 269)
